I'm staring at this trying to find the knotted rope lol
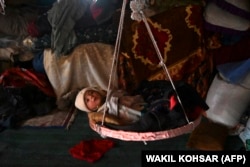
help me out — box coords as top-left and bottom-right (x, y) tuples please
(100, 0), (128, 130)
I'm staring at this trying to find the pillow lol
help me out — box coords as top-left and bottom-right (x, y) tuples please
(187, 120), (229, 151)
(203, 2), (250, 34)
(215, 0), (250, 19)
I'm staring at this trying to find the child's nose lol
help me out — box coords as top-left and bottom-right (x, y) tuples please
(90, 95), (95, 101)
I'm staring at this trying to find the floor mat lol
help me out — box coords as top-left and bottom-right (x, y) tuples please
(0, 113), (244, 167)
(21, 106), (77, 129)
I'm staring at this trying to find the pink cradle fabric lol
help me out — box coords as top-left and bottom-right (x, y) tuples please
(89, 115), (201, 141)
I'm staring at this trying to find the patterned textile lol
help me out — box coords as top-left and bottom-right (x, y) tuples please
(118, 5), (212, 97)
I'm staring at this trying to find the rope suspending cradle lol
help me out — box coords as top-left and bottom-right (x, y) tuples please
(90, 0), (202, 142)
(0, 0), (5, 15)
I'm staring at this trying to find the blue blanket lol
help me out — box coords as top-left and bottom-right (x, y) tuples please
(217, 58), (250, 89)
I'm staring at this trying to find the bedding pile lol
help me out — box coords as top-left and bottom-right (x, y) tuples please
(0, 0), (121, 129)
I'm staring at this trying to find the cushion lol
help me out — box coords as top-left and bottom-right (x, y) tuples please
(187, 120), (229, 151)
(204, 1), (250, 34)
(205, 74), (250, 127)
(215, 0), (250, 19)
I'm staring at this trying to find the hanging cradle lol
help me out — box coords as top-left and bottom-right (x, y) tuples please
(89, 0), (206, 142)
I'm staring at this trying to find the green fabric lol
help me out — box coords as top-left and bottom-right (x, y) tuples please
(0, 112), (244, 167)
(48, 0), (90, 56)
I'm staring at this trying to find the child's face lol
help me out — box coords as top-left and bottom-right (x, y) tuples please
(84, 90), (103, 111)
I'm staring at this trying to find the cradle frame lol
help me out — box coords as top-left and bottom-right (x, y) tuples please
(89, 0), (202, 141)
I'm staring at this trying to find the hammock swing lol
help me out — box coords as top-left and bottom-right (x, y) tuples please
(89, 0), (204, 142)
